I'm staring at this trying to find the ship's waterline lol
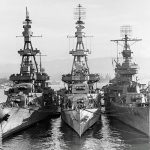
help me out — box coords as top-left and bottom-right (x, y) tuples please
(0, 7), (59, 140)
(109, 102), (150, 137)
(103, 25), (150, 137)
(2, 114), (150, 150)
(60, 4), (101, 137)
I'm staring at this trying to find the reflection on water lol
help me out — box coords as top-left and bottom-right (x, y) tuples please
(0, 88), (149, 149)
(3, 114), (150, 150)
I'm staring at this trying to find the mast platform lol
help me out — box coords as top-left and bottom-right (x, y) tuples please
(62, 73), (100, 84)
(69, 49), (89, 56)
(18, 48), (40, 56)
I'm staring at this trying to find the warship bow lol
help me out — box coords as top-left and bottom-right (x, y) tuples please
(61, 4), (101, 136)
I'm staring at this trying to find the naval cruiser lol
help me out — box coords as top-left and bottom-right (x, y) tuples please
(103, 26), (150, 136)
(0, 8), (58, 139)
(61, 4), (101, 136)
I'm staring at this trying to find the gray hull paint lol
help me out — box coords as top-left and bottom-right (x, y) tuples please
(2, 107), (54, 139)
(109, 102), (150, 136)
(61, 108), (100, 136)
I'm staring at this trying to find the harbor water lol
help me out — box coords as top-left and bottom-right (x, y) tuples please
(0, 89), (150, 150)
(2, 114), (150, 150)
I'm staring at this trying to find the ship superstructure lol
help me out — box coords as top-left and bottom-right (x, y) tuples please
(61, 4), (101, 136)
(1, 8), (57, 139)
(110, 26), (140, 86)
(10, 7), (49, 89)
(103, 26), (150, 136)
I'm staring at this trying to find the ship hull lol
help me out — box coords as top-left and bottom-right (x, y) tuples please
(2, 85), (61, 139)
(1, 106), (55, 139)
(1, 93), (60, 139)
(61, 108), (100, 136)
(108, 101), (150, 136)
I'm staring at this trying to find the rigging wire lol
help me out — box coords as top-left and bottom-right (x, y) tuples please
(68, 37), (70, 51)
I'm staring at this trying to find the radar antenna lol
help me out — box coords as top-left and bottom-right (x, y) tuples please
(120, 25), (132, 37)
(62, 4), (99, 86)
(74, 4), (86, 24)
(10, 7), (49, 86)
(111, 25), (142, 62)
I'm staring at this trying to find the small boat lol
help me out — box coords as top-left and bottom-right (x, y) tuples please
(60, 4), (101, 136)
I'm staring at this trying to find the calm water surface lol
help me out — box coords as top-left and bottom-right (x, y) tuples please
(2, 114), (150, 150)
(1, 89), (150, 150)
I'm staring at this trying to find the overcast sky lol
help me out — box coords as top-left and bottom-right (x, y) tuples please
(0, 0), (150, 64)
